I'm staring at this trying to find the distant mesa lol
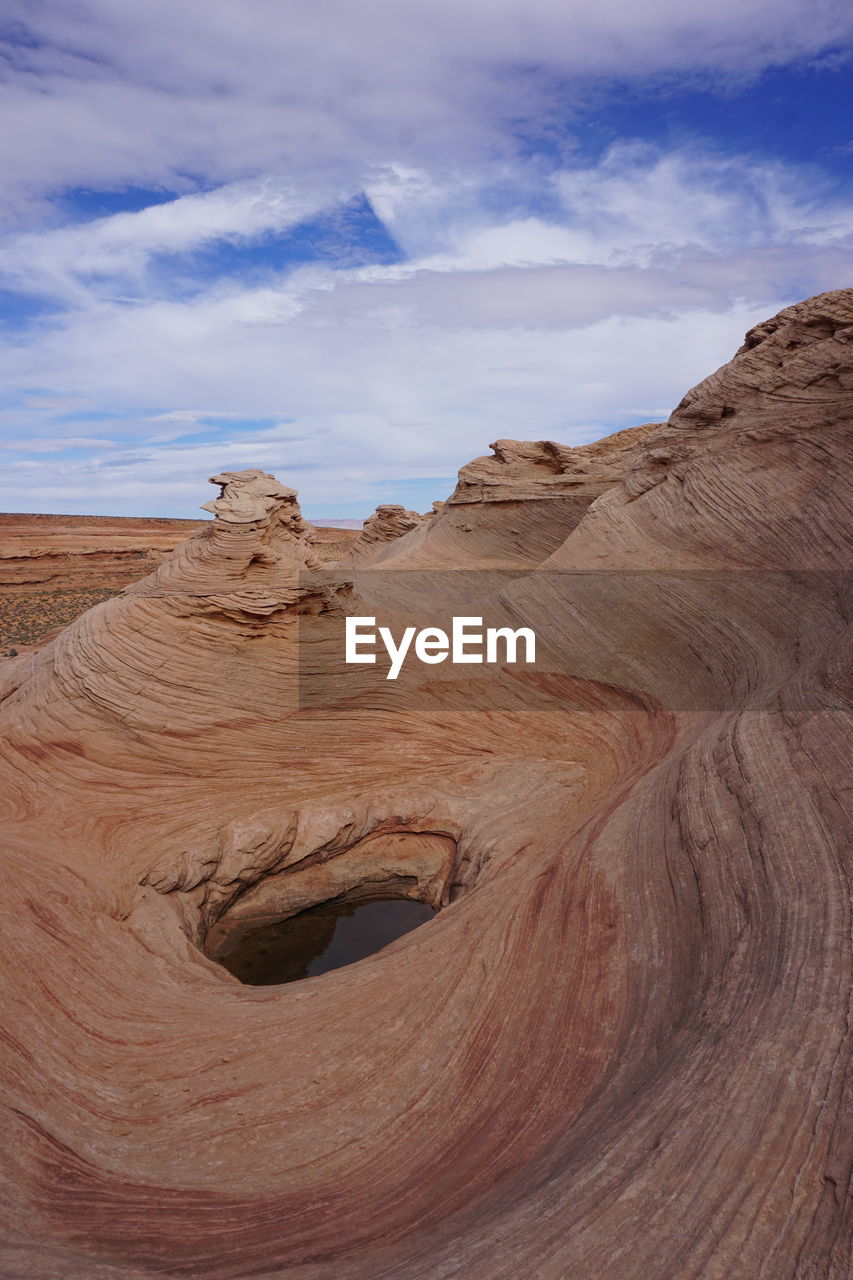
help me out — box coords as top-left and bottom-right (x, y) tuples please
(310, 517), (366, 529)
(0, 508), (362, 652)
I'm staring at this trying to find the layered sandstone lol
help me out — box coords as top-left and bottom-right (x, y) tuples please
(0, 290), (850, 1280)
(346, 421), (663, 569)
(339, 502), (425, 567)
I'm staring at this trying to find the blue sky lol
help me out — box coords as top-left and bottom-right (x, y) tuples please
(0, 1), (851, 518)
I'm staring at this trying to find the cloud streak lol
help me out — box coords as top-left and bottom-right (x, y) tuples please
(3, 1), (852, 213)
(0, 2), (851, 514)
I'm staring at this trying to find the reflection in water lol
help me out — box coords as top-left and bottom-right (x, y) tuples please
(218, 897), (435, 986)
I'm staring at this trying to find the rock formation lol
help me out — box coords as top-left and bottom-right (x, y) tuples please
(345, 422), (662, 569)
(0, 290), (850, 1279)
(339, 502), (426, 566)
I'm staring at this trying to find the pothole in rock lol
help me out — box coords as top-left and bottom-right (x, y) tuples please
(216, 896), (436, 986)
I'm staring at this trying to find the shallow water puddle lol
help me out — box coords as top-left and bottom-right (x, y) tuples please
(218, 897), (435, 986)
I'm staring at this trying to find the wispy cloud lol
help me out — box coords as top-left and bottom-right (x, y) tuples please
(2, 2), (852, 213)
(0, 2), (851, 514)
(0, 178), (356, 302)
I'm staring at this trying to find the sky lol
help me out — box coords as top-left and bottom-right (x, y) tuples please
(0, 1), (851, 519)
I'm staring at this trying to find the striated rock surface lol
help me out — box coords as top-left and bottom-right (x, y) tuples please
(452, 425), (661, 503)
(338, 502), (426, 567)
(543, 289), (853, 571)
(356, 421), (663, 568)
(0, 290), (851, 1280)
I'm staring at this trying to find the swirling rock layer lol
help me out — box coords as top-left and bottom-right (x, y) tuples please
(0, 290), (851, 1279)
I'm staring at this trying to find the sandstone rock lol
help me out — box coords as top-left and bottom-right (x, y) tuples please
(337, 502), (425, 567)
(452, 424), (661, 503)
(0, 512), (361, 660)
(0, 291), (850, 1280)
(352, 422), (664, 569)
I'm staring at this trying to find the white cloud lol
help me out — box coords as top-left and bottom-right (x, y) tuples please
(1, 1), (851, 215)
(369, 148), (853, 275)
(0, 178), (353, 302)
(1, 142), (851, 514)
(1, 4), (852, 514)
(0, 293), (806, 515)
(0, 436), (116, 453)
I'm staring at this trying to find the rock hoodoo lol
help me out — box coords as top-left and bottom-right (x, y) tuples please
(338, 502), (426, 566)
